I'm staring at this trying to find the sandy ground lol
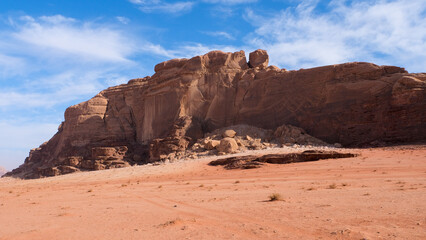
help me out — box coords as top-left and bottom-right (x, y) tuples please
(0, 145), (425, 240)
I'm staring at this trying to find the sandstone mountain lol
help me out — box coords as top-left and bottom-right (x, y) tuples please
(4, 50), (425, 179)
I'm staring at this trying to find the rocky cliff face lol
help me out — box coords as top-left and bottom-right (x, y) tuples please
(5, 50), (426, 179)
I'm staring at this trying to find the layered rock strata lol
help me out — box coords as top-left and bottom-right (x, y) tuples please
(5, 49), (425, 179)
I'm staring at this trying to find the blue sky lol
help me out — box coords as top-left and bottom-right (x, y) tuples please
(0, 0), (425, 170)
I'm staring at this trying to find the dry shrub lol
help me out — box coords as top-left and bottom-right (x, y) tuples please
(268, 193), (283, 201)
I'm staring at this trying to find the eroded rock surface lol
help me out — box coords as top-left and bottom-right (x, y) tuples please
(4, 49), (425, 179)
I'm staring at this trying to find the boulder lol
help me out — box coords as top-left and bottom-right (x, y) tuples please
(94, 163), (106, 170)
(274, 125), (327, 146)
(248, 138), (264, 150)
(222, 129), (237, 138)
(249, 49), (269, 69)
(333, 143), (343, 148)
(58, 165), (80, 174)
(204, 140), (220, 150)
(92, 146), (128, 160)
(216, 138), (239, 154)
(67, 156), (82, 167)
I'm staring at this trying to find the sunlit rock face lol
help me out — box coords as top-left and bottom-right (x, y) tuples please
(5, 49), (425, 179)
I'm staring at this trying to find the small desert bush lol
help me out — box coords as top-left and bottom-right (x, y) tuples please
(268, 193), (283, 201)
(328, 183), (337, 189)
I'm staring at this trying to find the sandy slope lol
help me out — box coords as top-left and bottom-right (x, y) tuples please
(0, 146), (425, 240)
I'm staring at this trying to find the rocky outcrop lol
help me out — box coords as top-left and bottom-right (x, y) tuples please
(249, 49), (269, 69)
(274, 125), (327, 146)
(209, 150), (357, 169)
(184, 124), (328, 162)
(4, 49), (425, 179)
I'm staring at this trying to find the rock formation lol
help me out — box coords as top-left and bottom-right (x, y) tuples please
(209, 150), (357, 169)
(185, 124), (328, 161)
(4, 49), (425, 179)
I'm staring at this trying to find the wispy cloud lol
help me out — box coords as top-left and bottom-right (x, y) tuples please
(129, 0), (195, 14)
(173, 43), (239, 58)
(203, 31), (235, 40)
(128, 0), (144, 4)
(0, 14), (180, 110)
(245, 0), (426, 72)
(0, 53), (27, 78)
(7, 15), (136, 62)
(116, 16), (130, 24)
(0, 71), (105, 108)
(203, 0), (257, 5)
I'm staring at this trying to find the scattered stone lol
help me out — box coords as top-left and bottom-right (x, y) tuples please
(334, 143), (343, 148)
(274, 125), (327, 146)
(216, 138), (239, 154)
(58, 165), (80, 174)
(204, 140), (220, 150)
(93, 163), (106, 170)
(67, 156), (82, 167)
(222, 129), (237, 138)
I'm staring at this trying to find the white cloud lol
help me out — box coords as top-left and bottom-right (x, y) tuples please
(203, 0), (257, 4)
(0, 13), (238, 170)
(116, 16), (130, 24)
(129, 0), (195, 14)
(9, 15), (136, 62)
(0, 14), (181, 111)
(0, 70), (126, 109)
(0, 53), (27, 77)
(38, 15), (76, 24)
(245, 0), (426, 72)
(140, 42), (177, 58)
(174, 43), (239, 58)
(203, 31), (235, 40)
